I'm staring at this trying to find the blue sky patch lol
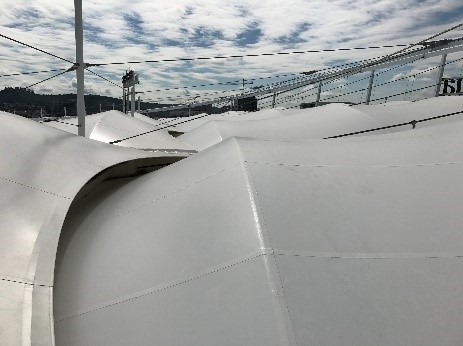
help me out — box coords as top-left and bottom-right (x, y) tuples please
(123, 13), (156, 50)
(236, 24), (263, 47)
(83, 22), (108, 46)
(185, 27), (224, 48)
(276, 22), (311, 46)
(5, 8), (41, 30)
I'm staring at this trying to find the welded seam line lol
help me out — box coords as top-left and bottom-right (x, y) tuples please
(235, 139), (296, 345)
(138, 148), (197, 154)
(322, 129), (463, 143)
(235, 142), (266, 250)
(273, 249), (463, 259)
(0, 276), (52, 288)
(49, 286), (56, 345)
(55, 250), (267, 323)
(0, 176), (71, 199)
(213, 121), (223, 142)
(242, 160), (462, 169)
(42, 146), (106, 169)
(40, 138), (175, 169)
(100, 161), (242, 223)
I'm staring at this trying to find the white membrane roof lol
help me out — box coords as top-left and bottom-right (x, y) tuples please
(179, 97), (463, 151)
(0, 111), (189, 345)
(179, 103), (380, 150)
(54, 106), (463, 345)
(87, 111), (195, 152)
(44, 111), (191, 152)
(172, 108), (286, 132)
(1, 95), (463, 345)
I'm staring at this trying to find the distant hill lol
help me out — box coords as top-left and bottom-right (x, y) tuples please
(0, 87), (169, 118)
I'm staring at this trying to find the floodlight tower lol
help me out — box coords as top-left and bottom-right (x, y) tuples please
(74, 0), (86, 136)
(122, 70), (139, 117)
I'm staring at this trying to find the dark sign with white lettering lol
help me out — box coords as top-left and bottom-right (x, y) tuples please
(441, 78), (463, 95)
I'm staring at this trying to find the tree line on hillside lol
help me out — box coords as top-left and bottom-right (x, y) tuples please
(0, 87), (258, 118)
(0, 87), (167, 118)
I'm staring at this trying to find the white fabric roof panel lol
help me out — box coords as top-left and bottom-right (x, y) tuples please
(45, 110), (180, 135)
(57, 257), (282, 345)
(171, 109), (286, 133)
(0, 111), (189, 345)
(133, 111), (181, 132)
(2, 94), (463, 344)
(179, 97), (463, 151)
(54, 114), (463, 345)
(44, 112), (103, 136)
(278, 256), (463, 345)
(88, 111), (195, 152)
(179, 103), (383, 150)
(44, 110), (190, 151)
(352, 95), (463, 126)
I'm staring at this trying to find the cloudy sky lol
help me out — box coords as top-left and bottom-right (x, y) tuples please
(1, 0), (463, 107)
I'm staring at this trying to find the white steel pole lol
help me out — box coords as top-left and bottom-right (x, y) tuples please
(126, 89), (129, 114)
(435, 54), (447, 97)
(315, 82), (322, 106)
(64, 107), (67, 117)
(131, 85), (135, 117)
(365, 70), (375, 105)
(122, 88), (126, 113)
(74, 0), (86, 136)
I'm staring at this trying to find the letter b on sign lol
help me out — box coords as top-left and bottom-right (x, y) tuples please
(442, 78), (463, 94)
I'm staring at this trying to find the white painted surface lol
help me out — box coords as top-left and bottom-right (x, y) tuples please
(0, 111), (188, 345)
(2, 94), (463, 345)
(170, 109), (285, 133)
(88, 111), (195, 152)
(43, 110), (194, 152)
(54, 112), (463, 344)
(180, 97), (463, 151)
(179, 103), (382, 150)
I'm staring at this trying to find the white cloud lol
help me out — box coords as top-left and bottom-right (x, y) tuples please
(0, 0), (462, 107)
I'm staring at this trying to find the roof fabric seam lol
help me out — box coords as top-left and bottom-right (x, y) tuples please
(95, 161), (242, 224)
(273, 250), (463, 259)
(95, 121), (167, 133)
(88, 115), (105, 139)
(54, 250), (267, 323)
(136, 149), (197, 154)
(213, 121), (223, 141)
(0, 175), (71, 199)
(243, 161), (462, 168)
(0, 277), (52, 288)
(325, 109), (463, 139)
(235, 139), (297, 346)
(326, 132), (462, 143)
(36, 144), (106, 169)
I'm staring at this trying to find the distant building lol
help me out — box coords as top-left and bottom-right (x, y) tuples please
(168, 103), (213, 117)
(234, 96), (257, 112)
